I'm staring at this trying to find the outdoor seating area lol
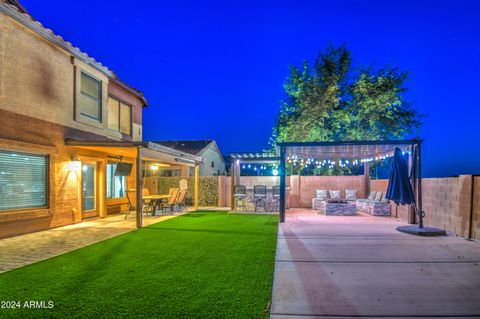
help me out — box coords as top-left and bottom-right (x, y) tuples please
(233, 184), (281, 212)
(311, 189), (391, 216)
(126, 181), (190, 218)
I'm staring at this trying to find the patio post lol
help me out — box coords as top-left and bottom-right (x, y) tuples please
(230, 161), (235, 210)
(363, 162), (370, 198)
(279, 145), (286, 223)
(194, 162), (199, 211)
(136, 147), (143, 228)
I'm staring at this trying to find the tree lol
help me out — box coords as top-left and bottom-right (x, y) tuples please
(269, 44), (423, 175)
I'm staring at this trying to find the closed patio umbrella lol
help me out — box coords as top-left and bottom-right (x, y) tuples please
(387, 147), (446, 236)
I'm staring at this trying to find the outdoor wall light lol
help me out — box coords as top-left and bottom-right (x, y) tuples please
(67, 158), (81, 171)
(151, 165), (159, 171)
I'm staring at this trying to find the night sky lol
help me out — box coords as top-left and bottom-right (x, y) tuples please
(20, 0), (480, 177)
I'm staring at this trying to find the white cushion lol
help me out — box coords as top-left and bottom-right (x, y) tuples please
(368, 191), (377, 200)
(345, 189), (358, 200)
(316, 189), (328, 200)
(374, 191), (383, 201)
(329, 190), (341, 199)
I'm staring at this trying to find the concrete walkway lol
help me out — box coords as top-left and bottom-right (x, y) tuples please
(271, 209), (480, 318)
(0, 213), (178, 274)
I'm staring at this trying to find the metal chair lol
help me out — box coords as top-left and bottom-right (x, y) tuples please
(233, 185), (247, 211)
(254, 185), (267, 211)
(272, 185), (281, 211)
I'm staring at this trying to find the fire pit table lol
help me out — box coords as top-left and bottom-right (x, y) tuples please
(319, 200), (356, 216)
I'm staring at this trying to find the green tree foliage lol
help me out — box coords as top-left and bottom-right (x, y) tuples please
(269, 44), (423, 175)
(270, 43), (423, 146)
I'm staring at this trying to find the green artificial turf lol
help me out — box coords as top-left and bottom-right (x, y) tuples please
(0, 211), (278, 318)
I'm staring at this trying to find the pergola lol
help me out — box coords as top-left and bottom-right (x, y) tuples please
(229, 153), (279, 210)
(277, 139), (424, 223)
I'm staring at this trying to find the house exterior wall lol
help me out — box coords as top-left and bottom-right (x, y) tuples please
(199, 144), (226, 176)
(0, 11), (142, 238)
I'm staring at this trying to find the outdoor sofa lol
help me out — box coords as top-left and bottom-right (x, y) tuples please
(356, 191), (391, 216)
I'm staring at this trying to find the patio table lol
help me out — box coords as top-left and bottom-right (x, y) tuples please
(143, 194), (170, 215)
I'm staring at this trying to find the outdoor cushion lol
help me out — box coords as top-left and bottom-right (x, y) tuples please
(345, 189), (358, 200)
(381, 191), (388, 202)
(329, 190), (341, 199)
(375, 191), (383, 201)
(368, 191), (377, 200)
(316, 189), (328, 200)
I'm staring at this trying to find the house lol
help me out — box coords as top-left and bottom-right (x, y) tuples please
(0, 0), (202, 238)
(155, 140), (226, 176)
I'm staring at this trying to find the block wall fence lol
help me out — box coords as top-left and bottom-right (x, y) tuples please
(147, 174), (480, 241)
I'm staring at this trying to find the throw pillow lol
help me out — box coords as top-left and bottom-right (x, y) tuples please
(368, 191), (377, 200)
(329, 190), (341, 199)
(375, 191), (383, 201)
(316, 189), (328, 200)
(345, 189), (358, 200)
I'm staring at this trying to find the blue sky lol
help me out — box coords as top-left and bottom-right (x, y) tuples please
(21, 0), (480, 177)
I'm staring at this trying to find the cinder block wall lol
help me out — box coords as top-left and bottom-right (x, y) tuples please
(372, 175), (478, 239)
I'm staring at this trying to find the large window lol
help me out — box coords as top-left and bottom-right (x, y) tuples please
(106, 163), (127, 199)
(0, 150), (48, 211)
(80, 71), (102, 121)
(108, 96), (131, 135)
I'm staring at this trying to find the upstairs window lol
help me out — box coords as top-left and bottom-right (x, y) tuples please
(80, 72), (102, 122)
(0, 150), (48, 211)
(108, 96), (132, 135)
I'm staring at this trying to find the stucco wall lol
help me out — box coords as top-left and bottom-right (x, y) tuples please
(199, 144), (226, 176)
(0, 12), (142, 141)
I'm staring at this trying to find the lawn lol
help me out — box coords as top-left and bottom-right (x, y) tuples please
(0, 211), (278, 318)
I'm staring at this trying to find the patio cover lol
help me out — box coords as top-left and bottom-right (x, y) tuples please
(65, 139), (203, 228)
(277, 139), (423, 223)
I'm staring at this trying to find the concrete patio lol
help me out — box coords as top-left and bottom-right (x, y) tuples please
(271, 209), (480, 318)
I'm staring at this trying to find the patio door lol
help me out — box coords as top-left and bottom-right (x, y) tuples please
(82, 161), (98, 219)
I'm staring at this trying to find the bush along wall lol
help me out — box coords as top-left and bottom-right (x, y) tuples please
(155, 176), (219, 207)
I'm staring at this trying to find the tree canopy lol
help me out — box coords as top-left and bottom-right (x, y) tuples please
(270, 44), (423, 147)
(268, 44), (423, 176)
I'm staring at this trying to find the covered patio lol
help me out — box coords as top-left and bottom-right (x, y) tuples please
(65, 139), (203, 227)
(276, 140), (424, 223)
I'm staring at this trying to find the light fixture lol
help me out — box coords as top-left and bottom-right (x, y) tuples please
(151, 165), (159, 171)
(272, 169), (279, 176)
(67, 157), (81, 171)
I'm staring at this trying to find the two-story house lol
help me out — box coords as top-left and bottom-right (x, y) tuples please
(0, 0), (202, 238)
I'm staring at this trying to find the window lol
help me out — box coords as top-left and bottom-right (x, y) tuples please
(0, 150), (48, 211)
(106, 163), (127, 199)
(80, 72), (102, 121)
(108, 96), (131, 135)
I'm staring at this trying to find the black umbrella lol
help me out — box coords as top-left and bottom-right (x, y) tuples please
(386, 147), (415, 206)
(388, 147), (446, 236)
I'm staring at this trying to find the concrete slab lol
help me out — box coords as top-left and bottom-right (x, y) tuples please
(271, 209), (480, 318)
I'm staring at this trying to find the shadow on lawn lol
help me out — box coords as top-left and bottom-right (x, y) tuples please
(142, 227), (277, 237)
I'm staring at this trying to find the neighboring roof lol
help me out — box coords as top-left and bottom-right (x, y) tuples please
(155, 140), (214, 156)
(0, 0), (147, 106)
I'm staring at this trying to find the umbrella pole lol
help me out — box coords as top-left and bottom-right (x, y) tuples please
(416, 143), (424, 228)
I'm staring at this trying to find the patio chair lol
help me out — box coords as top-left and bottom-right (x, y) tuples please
(233, 185), (247, 211)
(142, 188), (155, 215)
(125, 188), (136, 219)
(174, 189), (188, 212)
(158, 188), (179, 214)
(272, 185), (281, 211)
(253, 185), (267, 212)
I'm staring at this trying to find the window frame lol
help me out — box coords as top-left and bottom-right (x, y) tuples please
(106, 162), (127, 199)
(79, 71), (103, 122)
(0, 149), (49, 212)
(107, 95), (132, 136)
